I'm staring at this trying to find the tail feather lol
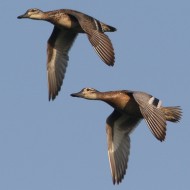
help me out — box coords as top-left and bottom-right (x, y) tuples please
(101, 23), (117, 32)
(161, 106), (182, 122)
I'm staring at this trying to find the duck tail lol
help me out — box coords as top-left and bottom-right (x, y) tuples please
(161, 106), (182, 122)
(101, 23), (117, 32)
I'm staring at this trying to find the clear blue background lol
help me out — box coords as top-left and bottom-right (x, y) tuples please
(0, 1), (189, 189)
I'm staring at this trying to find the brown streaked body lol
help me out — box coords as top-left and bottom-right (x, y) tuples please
(71, 88), (182, 184)
(17, 8), (116, 100)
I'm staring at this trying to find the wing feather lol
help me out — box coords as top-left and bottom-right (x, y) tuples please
(88, 31), (115, 65)
(47, 26), (77, 100)
(133, 92), (167, 141)
(65, 11), (115, 65)
(106, 110), (141, 184)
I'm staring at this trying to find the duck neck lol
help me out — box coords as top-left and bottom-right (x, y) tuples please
(98, 91), (124, 110)
(44, 10), (61, 22)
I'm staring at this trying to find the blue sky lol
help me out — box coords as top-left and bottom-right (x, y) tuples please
(0, 0), (189, 189)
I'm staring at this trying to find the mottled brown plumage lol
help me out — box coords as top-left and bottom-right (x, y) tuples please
(17, 8), (116, 100)
(71, 88), (182, 184)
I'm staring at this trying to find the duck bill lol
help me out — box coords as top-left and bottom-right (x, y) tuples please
(17, 12), (29, 19)
(70, 91), (83, 98)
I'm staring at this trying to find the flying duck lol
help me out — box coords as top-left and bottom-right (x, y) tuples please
(71, 87), (182, 184)
(17, 8), (116, 100)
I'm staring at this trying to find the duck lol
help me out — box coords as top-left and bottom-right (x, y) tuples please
(17, 8), (116, 100)
(71, 87), (182, 184)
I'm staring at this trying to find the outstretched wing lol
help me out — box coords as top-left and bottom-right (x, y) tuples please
(106, 110), (141, 184)
(66, 11), (115, 66)
(47, 26), (77, 100)
(133, 92), (167, 141)
(87, 30), (115, 66)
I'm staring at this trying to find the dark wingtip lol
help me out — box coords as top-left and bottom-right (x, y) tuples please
(156, 134), (165, 142)
(112, 177), (116, 185)
(48, 94), (56, 101)
(109, 62), (114, 67)
(103, 54), (115, 66)
(106, 60), (115, 67)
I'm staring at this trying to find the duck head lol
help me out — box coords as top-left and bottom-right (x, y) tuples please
(17, 8), (44, 20)
(71, 88), (99, 100)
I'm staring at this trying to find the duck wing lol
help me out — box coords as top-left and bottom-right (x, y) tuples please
(106, 110), (141, 184)
(66, 11), (115, 66)
(47, 26), (78, 100)
(133, 92), (167, 141)
(86, 30), (115, 66)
